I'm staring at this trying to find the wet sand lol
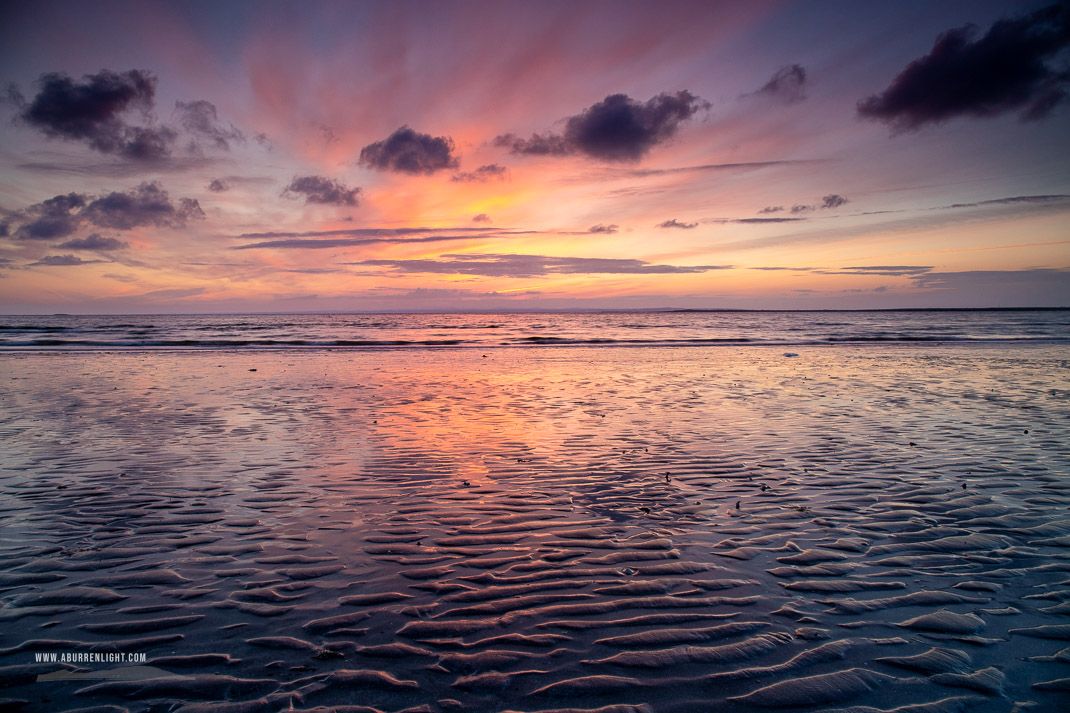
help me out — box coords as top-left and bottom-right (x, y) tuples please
(1, 345), (1068, 712)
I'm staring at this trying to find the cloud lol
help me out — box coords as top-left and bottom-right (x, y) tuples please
(945, 193), (1070, 209)
(588, 160), (818, 181)
(758, 206), (784, 214)
(494, 132), (572, 156)
(732, 217), (807, 224)
(657, 219), (698, 229)
(472, 213), (492, 223)
(907, 268), (1070, 305)
(775, 194), (849, 215)
(16, 154), (220, 178)
(6, 182), (203, 240)
(233, 234), (491, 250)
(208, 178), (229, 192)
(82, 182), (205, 229)
(236, 226), (501, 239)
(175, 100), (244, 152)
(752, 265), (932, 277)
(57, 233), (128, 251)
(17, 69), (177, 160)
(452, 164), (508, 183)
(29, 254), (107, 266)
(12, 192), (87, 240)
(588, 224), (619, 234)
(753, 64), (807, 103)
(817, 265), (933, 277)
(496, 90), (707, 162)
(359, 126), (459, 174)
(910, 267), (1068, 288)
(350, 253), (730, 277)
(858, 4), (1070, 129)
(282, 176), (361, 206)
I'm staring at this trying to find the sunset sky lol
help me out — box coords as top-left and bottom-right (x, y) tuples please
(1, 0), (1068, 313)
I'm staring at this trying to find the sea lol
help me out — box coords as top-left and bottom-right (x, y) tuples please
(1, 308), (1067, 350)
(2, 308), (1069, 712)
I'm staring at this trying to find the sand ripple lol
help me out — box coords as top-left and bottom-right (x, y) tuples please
(1, 345), (1068, 711)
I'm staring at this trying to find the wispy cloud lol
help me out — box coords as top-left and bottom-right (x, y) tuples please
(29, 254), (109, 266)
(451, 164), (508, 183)
(347, 253), (731, 277)
(232, 234), (497, 250)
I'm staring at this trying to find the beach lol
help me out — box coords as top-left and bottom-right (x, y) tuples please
(1, 343), (1069, 712)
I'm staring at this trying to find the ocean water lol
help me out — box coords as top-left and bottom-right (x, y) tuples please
(2, 317), (1069, 711)
(0, 308), (1068, 349)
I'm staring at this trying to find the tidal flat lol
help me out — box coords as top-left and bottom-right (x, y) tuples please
(1, 345), (1068, 712)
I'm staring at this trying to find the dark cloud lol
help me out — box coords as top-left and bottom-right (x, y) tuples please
(472, 213), (492, 223)
(121, 125), (178, 161)
(657, 219), (698, 229)
(754, 65), (807, 103)
(758, 206), (784, 214)
(751, 265), (931, 276)
(18, 69), (176, 160)
(83, 182), (205, 230)
(175, 100), (244, 152)
(780, 194), (849, 214)
(208, 179), (229, 192)
(359, 126), (459, 174)
(6, 182), (202, 239)
(946, 193), (1070, 208)
(12, 192), (87, 240)
(733, 217), (807, 224)
(282, 176), (361, 206)
(350, 253), (730, 277)
(588, 224), (619, 234)
(57, 233), (128, 251)
(29, 254), (106, 266)
(452, 164), (508, 183)
(497, 91), (707, 162)
(858, 3), (1070, 129)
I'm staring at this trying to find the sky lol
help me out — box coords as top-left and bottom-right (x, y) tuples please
(0, 0), (1068, 313)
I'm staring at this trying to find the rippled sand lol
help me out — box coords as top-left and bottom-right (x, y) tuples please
(1, 345), (1069, 712)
